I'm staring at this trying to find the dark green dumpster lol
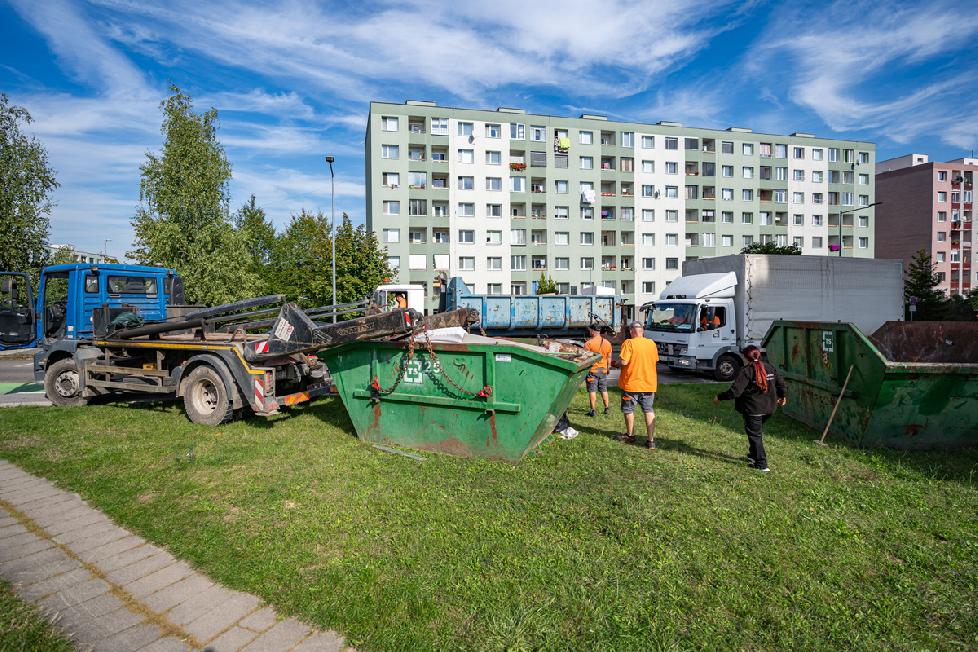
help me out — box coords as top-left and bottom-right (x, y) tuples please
(320, 334), (598, 462)
(764, 320), (978, 450)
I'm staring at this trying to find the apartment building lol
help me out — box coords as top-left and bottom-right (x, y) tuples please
(876, 154), (976, 296)
(366, 100), (877, 314)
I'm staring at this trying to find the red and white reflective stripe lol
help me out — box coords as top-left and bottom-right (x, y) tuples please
(253, 378), (265, 411)
(254, 340), (269, 354)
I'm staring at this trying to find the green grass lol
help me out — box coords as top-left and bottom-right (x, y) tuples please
(0, 386), (975, 650)
(0, 579), (74, 652)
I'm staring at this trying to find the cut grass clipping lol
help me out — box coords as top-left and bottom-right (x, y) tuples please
(0, 385), (975, 650)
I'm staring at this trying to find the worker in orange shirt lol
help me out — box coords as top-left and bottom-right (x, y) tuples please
(700, 309), (721, 329)
(612, 321), (659, 449)
(584, 324), (613, 417)
(394, 292), (408, 310)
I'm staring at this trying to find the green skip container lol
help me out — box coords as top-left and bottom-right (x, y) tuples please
(319, 334), (598, 462)
(764, 320), (978, 450)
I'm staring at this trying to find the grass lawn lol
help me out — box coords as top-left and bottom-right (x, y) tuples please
(0, 579), (73, 652)
(0, 385), (975, 650)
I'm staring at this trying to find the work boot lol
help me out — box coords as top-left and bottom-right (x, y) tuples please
(603, 407), (609, 415)
(587, 409), (596, 417)
(645, 438), (656, 450)
(615, 433), (635, 444)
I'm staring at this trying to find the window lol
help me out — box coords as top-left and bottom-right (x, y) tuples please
(858, 152), (869, 164)
(381, 144), (399, 159)
(622, 132), (634, 147)
(812, 236), (823, 248)
(555, 154), (568, 169)
(458, 230), (474, 244)
(665, 258), (679, 270)
(721, 165), (733, 177)
(431, 117), (448, 135)
(858, 173), (869, 185)
(665, 233), (679, 246)
(408, 254), (426, 270)
(775, 166), (788, 181)
(937, 231), (947, 242)
(812, 170), (823, 183)
(722, 234), (734, 247)
(793, 169), (805, 181)
(742, 166), (754, 179)
(701, 233), (716, 247)
(721, 188), (733, 201)
(641, 135), (654, 149)
(937, 252), (946, 263)
(702, 162), (715, 177)
(487, 203), (502, 218)
(486, 150), (502, 165)
(458, 256), (475, 270)
(828, 148), (839, 162)
(530, 151), (547, 167)
(457, 149), (474, 164)
(581, 257), (594, 271)
(581, 232), (594, 245)
(642, 257), (656, 270)
(486, 177), (502, 191)
(742, 235), (754, 247)
(387, 256), (400, 269)
(792, 147), (804, 159)
(858, 194), (869, 207)
(383, 200), (400, 215)
(486, 231), (502, 245)
(684, 137), (699, 150)
(742, 211), (754, 224)
(457, 121), (473, 137)
(580, 156), (594, 170)
(433, 202), (448, 217)
(555, 180), (568, 194)
(554, 231), (569, 246)
(742, 143), (754, 155)
(579, 130), (593, 145)
(511, 255), (526, 270)
(721, 211), (734, 223)
(554, 257), (569, 270)
(409, 199), (427, 216)
(582, 206), (594, 220)
(642, 281), (656, 293)
(812, 148), (823, 161)
(552, 206), (568, 220)
(665, 137), (678, 150)
(510, 123), (525, 139)
(531, 125), (546, 141)
(812, 192), (824, 204)
(793, 213), (804, 226)
(664, 186), (678, 198)
(666, 161), (679, 174)
(642, 233), (655, 245)
(621, 157), (634, 172)
(457, 176), (474, 190)
(721, 140), (734, 154)
(638, 209), (654, 223)
(457, 202), (475, 217)
(938, 170), (948, 182)
(382, 116), (398, 131)
(485, 123), (501, 138)
(858, 215), (869, 228)
(858, 237), (869, 249)
(433, 230), (450, 244)
(812, 214), (823, 226)
(773, 189), (787, 203)
(486, 283), (503, 295)
(686, 185), (699, 200)
(665, 210), (678, 222)
(760, 143), (772, 157)
(510, 176), (525, 192)
(792, 192), (804, 204)
(937, 211), (947, 222)
(637, 160), (653, 173)
(511, 228), (527, 246)
(382, 172), (400, 187)
(642, 184), (655, 197)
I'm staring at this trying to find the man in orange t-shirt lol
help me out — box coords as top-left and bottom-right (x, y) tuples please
(584, 324), (613, 417)
(612, 321), (659, 449)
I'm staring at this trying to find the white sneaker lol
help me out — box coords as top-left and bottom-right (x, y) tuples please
(559, 427), (579, 440)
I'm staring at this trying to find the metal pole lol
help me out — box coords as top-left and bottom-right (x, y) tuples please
(326, 156), (337, 323)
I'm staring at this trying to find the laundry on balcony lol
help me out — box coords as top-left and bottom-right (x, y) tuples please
(581, 188), (596, 204)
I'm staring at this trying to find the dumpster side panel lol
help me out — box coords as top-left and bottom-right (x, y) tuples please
(868, 373), (978, 449)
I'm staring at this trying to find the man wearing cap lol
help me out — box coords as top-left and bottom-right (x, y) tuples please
(612, 320), (659, 449)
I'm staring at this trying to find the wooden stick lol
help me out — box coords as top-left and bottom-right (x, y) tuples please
(816, 365), (854, 446)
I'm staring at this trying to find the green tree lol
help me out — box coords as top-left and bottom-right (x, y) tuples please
(234, 194), (276, 294)
(0, 93), (58, 273)
(904, 249), (947, 320)
(334, 212), (394, 305)
(536, 273), (558, 294)
(129, 86), (259, 305)
(740, 242), (801, 255)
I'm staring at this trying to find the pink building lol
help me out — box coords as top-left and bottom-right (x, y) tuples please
(876, 154), (976, 295)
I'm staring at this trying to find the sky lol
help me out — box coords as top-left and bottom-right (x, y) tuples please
(2, 0), (977, 259)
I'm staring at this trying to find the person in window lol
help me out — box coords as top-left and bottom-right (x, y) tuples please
(394, 293), (408, 310)
(700, 309), (721, 330)
(713, 345), (786, 472)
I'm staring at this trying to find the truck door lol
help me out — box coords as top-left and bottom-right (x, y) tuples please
(0, 272), (35, 348)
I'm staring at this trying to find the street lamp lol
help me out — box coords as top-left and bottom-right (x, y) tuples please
(325, 155), (336, 322)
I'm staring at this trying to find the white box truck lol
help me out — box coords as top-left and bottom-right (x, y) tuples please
(640, 254), (904, 381)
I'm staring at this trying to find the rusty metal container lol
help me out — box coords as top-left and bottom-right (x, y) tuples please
(319, 334), (598, 462)
(764, 320), (978, 450)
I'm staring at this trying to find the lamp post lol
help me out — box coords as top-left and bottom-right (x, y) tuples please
(325, 155), (336, 322)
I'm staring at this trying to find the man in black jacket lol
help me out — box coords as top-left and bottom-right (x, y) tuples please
(713, 345), (787, 472)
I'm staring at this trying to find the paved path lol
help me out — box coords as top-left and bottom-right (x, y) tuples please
(0, 460), (350, 651)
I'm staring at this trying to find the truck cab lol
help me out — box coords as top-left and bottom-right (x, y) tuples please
(640, 272), (742, 381)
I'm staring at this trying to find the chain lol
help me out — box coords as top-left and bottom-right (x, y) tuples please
(419, 324), (492, 399)
(370, 330), (417, 396)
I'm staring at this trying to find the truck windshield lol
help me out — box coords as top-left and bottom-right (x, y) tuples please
(646, 302), (697, 332)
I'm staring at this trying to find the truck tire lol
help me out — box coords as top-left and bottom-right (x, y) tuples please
(714, 354), (742, 382)
(182, 365), (234, 425)
(44, 359), (87, 406)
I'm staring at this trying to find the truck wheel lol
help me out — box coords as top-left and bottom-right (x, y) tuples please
(183, 365), (234, 425)
(714, 354), (742, 382)
(44, 359), (87, 406)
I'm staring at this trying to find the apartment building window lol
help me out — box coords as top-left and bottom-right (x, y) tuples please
(530, 151), (547, 167)
(510, 176), (525, 192)
(828, 148), (839, 162)
(581, 206), (594, 220)
(457, 121), (473, 137)
(511, 123), (525, 139)
(458, 256), (475, 270)
(641, 233), (655, 245)
(382, 116), (398, 131)
(431, 149), (447, 162)
(641, 209), (655, 222)
(383, 200), (400, 215)
(511, 255), (527, 270)
(408, 254), (426, 270)
(759, 211), (771, 226)
(702, 162), (716, 177)
(641, 135), (654, 149)
(938, 170), (947, 182)
(716, 211), (731, 224)
(742, 143), (754, 155)
(858, 237), (869, 249)
(701, 233), (715, 247)
(547, 257), (566, 271)
(740, 235), (753, 247)
(642, 281), (656, 293)
(531, 229), (546, 244)
(484, 256), (502, 272)
(581, 156), (594, 170)
(812, 170), (823, 183)
(456, 149), (473, 164)
(792, 192), (804, 204)
(684, 137), (699, 150)
(812, 148), (823, 161)
(937, 252), (946, 263)
(793, 169), (805, 181)
(433, 229), (449, 244)
(742, 189), (754, 201)
(774, 166), (787, 181)
(581, 232), (594, 245)
(486, 150), (502, 165)
(457, 202), (475, 217)
(382, 228), (400, 243)
(458, 176), (474, 190)
(792, 147), (804, 159)
(486, 177), (502, 191)
(775, 234), (788, 246)
(721, 188), (733, 201)
(665, 137), (678, 150)
(760, 143), (772, 157)
(858, 194), (869, 207)
(741, 211), (753, 224)
(858, 152), (870, 164)
(433, 202), (449, 217)
(858, 173), (869, 185)
(685, 185), (698, 200)
(951, 191), (961, 203)
(621, 157), (634, 172)
(857, 215), (869, 228)
(485, 123), (501, 138)
(812, 192), (823, 204)
(812, 236), (823, 248)
(666, 162), (679, 174)
(409, 199), (427, 216)
(484, 283), (502, 295)
(458, 230), (474, 244)
(937, 211), (947, 222)
(581, 257), (594, 271)
(622, 132), (634, 147)
(743, 166), (754, 179)
(793, 213), (804, 226)
(531, 125), (545, 141)
(664, 258), (678, 270)
(937, 231), (946, 242)
(621, 207), (634, 221)
(382, 172), (400, 187)
(641, 160), (654, 173)
(664, 233), (679, 246)
(486, 231), (502, 245)
(555, 180), (568, 194)
(510, 282), (526, 295)
(721, 141), (734, 154)
(641, 257), (656, 270)
(579, 130), (593, 145)
(773, 189), (787, 203)
(387, 256), (400, 270)
(381, 144), (399, 159)
(555, 154), (568, 169)
(665, 186), (678, 198)
(486, 203), (503, 218)
(812, 214), (823, 226)
(842, 192), (854, 206)
(721, 165), (733, 178)
(431, 117), (448, 135)
(829, 170), (840, 183)
(549, 231), (568, 246)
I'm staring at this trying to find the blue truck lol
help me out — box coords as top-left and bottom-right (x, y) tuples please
(439, 276), (620, 337)
(0, 264), (470, 424)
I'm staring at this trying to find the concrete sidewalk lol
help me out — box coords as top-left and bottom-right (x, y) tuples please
(0, 460), (350, 651)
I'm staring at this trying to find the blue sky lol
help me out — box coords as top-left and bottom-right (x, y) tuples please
(2, 0), (977, 259)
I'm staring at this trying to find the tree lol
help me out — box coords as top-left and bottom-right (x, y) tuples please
(234, 195), (276, 294)
(0, 93), (58, 273)
(740, 242), (801, 255)
(129, 86), (259, 305)
(904, 249), (947, 320)
(536, 273), (558, 294)
(334, 212), (394, 305)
